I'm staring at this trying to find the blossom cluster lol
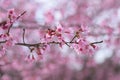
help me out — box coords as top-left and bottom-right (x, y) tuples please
(0, 9), (102, 61)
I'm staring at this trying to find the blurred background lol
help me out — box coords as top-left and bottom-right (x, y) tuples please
(0, 0), (120, 80)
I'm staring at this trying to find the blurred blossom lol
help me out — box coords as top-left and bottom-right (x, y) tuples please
(0, 0), (120, 80)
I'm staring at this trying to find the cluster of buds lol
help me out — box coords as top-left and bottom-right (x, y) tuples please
(8, 9), (17, 23)
(45, 24), (63, 39)
(0, 9), (17, 30)
(0, 9), (25, 57)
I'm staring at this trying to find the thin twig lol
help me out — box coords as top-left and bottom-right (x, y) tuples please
(7, 24), (13, 35)
(90, 41), (103, 45)
(70, 34), (77, 42)
(16, 11), (26, 20)
(23, 28), (25, 43)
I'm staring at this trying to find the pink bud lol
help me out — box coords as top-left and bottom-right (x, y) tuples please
(56, 24), (63, 32)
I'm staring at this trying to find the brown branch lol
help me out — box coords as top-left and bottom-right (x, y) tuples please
(15, 40), (103, 47)
(16, 11), (26, 20)
(70, 34), (77, 42)
(7, 24), (13, 35)
(16, 41), (61, 47)
(90, 41), (103, 45)
(0, 40), (7, 44)
(22, 28), (25, 43)
(0, 40), (103, 48)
